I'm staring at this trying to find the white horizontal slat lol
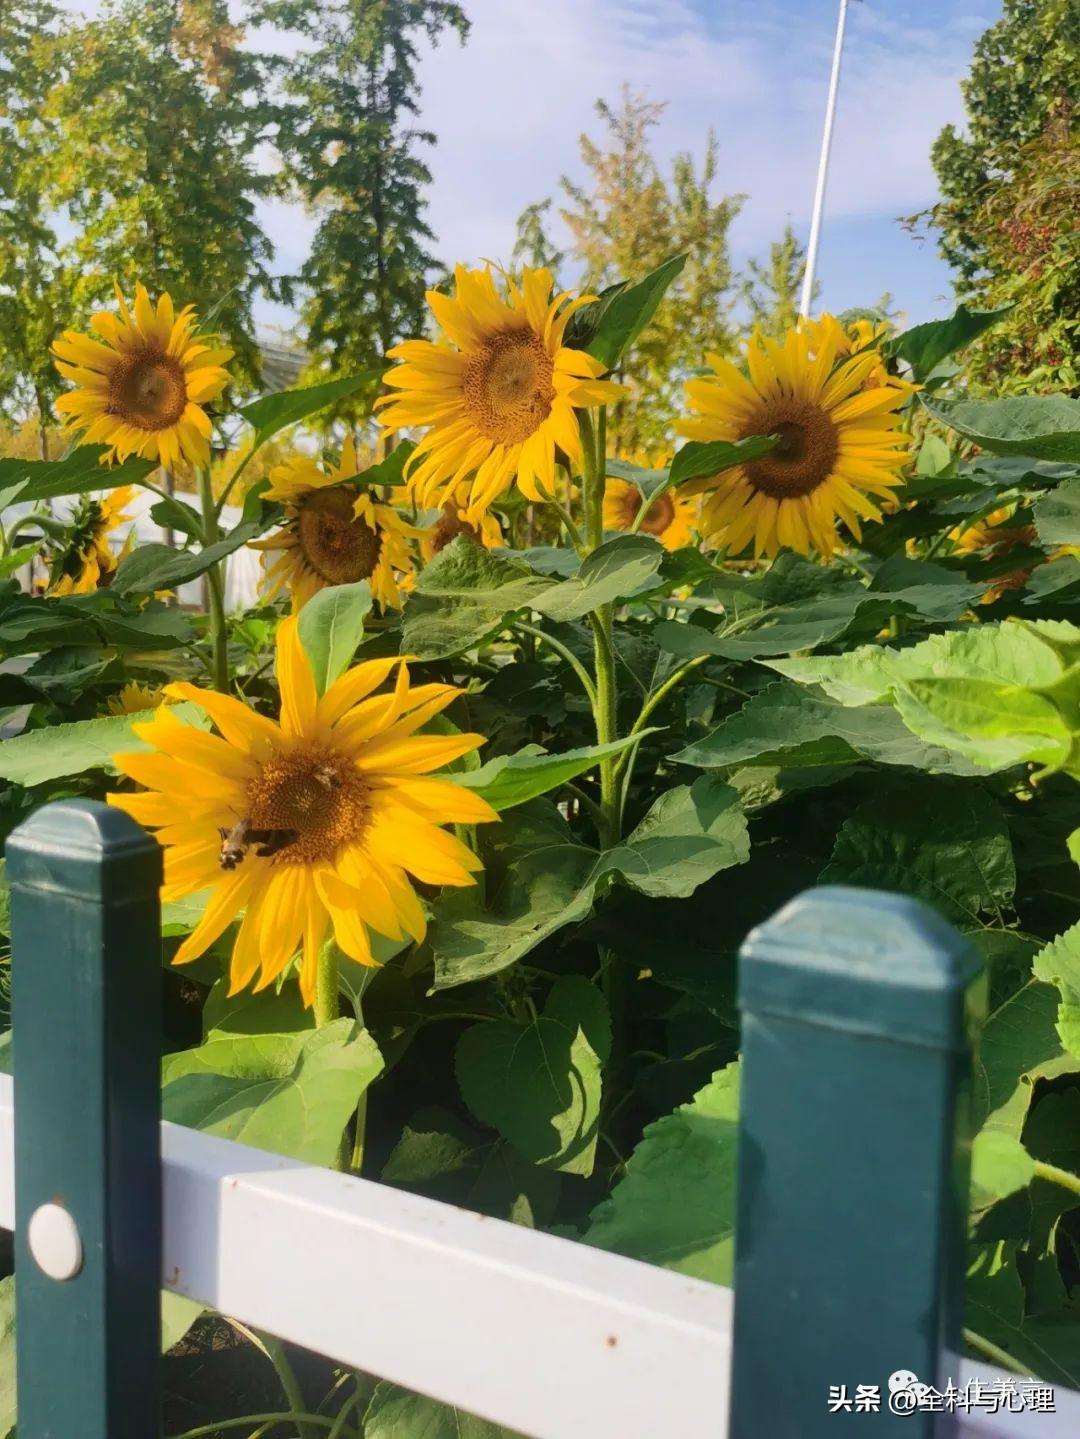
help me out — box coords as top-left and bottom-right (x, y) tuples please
(0, 1075), (1078, 1438)
(0, 1074), (730, 1439)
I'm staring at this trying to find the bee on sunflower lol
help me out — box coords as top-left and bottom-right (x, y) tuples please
(677, 324), (911, 560)
(108, 616), (497, 1007)
(253, 437), (417, 611)
(53, 285), (232, 468)
(47, 485), (138, 595)
(376, 264), (622, 520)
(602, 452), (696, 551)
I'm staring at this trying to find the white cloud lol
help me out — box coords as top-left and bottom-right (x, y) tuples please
(410, 0), (986, 269)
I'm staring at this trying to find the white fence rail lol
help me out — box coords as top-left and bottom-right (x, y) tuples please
(0, 1073), (1073, 1438)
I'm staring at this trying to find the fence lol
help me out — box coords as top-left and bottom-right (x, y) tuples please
(3, 799), (1079, 1439)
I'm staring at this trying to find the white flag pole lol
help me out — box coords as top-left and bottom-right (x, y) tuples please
(799, 0), (854, 319)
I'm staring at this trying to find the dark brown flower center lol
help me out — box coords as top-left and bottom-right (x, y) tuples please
(107, 349), (188, 431)
(246, 747), (369, 865)
(742, 401), (839, 499)
(463, 329), (555, 444)
(431, 505), (481, 555)
(296, 487), (381, 584)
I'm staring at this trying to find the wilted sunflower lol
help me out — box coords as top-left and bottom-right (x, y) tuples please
(799, 313), (916, 396)
(677, 325), (910, 560)
(377, 265), (622, 519)
(107, 681), (168, 716)
(48, 485), (137, 595)
(254, 437), (417, 611)
(53, 285), (232, 468)
(109, 617), (497, 1006)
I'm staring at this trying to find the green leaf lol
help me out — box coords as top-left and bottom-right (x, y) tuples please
(887, 303), (1010, 381)
(403, 535), (667, 659)
(0, 543), (40, 580)
(821, 778), (1015, 925)
(364, 1381), (523, 1439)
(604, 457), (669, 497)
(0, 701), (207, 786)
(1034, 477), (1080, 548)
(922, 394), (1080, 463)
(769, 621), (1070, 708)
(1033, 923), (1080, 1058)
(898, 678), (1072, 773)
(975, 980), (1074, 1135)
(353, 440), (414, 489)
(586, 1062), (739, 1283)
(402, 539), (552, 659)
(430, 780), (748, 988)
(967, 1242), (1080, 1388)
(455, 976), (609, 1175)
(534, 534), (665, 622)
(970, 1130), (1035, 1217)
(668, 433), (777, 488)
(111, 519), (268, 595)
(585, 253), (686, 369)
(238, 369), (381, 449)
(296, 581), (372, 696)
(161, 1018), (383, 1167)
(675, 681), (984, 775)
(162, 978), (314, 1084)
(455, 734), (660, 812)
(149, 495), (203, 540)
(0, 1277), (14, 1437)
(0, 446), (156, 503)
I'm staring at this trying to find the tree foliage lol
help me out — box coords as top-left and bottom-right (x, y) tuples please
(47, 0), (277, 389)
(740, 223), (814, 339)
(519, 89), (743, 454)
(261, 0), (469, 421)
(927, 0), (1080, 394)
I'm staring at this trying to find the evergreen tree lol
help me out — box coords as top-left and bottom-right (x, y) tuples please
(530, 89), (743, 453)
(0, 0), (73, 450)
(260, 0), (469, 421)
(50, 0), (277, 388)
(928, 0), (1080, 392)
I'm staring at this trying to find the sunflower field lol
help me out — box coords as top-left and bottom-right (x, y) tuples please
(0, 253), (1078, 1433)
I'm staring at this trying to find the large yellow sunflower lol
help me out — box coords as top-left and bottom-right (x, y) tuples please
(53, 285), (232, 468)
(253, 437), (417, 611)
(376, 265), (622, 520)
(109, 618), (497, 1006)
(48, 485), (138, 595)
(677, 325), (910, 560)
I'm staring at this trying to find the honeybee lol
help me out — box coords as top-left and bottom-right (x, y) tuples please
(218, 818), (298, 870)
(313, 765), (340, 791)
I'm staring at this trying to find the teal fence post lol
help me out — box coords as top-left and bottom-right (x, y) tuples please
(7, 800), (163, 1439)
(730, 886), (985, 1437)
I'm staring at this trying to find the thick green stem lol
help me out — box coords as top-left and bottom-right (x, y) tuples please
(197, 466), (229, 692)
(313, 939), (339, 1029)
(1033, 1158), (1080, 1198)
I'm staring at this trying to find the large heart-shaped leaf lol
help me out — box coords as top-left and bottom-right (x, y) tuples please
(297, 580), (372, 695)
(239, 370), (381, 449)
(922, 394), (1080, 463)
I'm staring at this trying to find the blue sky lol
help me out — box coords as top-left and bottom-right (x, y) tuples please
(384, 0), (1004, 328)
(62, 0), (1005, 331)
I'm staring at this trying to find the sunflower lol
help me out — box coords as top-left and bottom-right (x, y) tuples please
(108, 617), (497, 1006)
(950, 506), (1041, 604)
(677, 325), (911, 560)
(376, 265), (622, 520)
(603, 451), (695, 551)
(53, 285), (232, 469)
(418, 481), (504, 565)
(48, 485), (138, 595)
(253, 437), (417, 611)
(107, 681), (169, 716)
(799, 313), (917, 396)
